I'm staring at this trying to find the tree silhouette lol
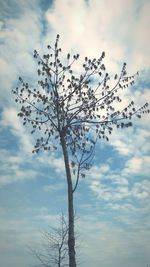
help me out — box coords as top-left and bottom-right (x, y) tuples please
(12, 34), (149, 267)
(30, 214), (68, 267)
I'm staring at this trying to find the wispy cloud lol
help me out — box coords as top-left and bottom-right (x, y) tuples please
(90, 178), (150, 201)
(43, 182), (65, 192)
(124, 156), (150, 176)
(77, 215), (150, 267)
(0, 147), (37, 187)
(87, 153), (150, 202)
(1, 107), (33, 152)
(46, 0), (150, 72)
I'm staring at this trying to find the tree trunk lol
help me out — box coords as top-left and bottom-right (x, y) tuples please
(60, 134), (76, 267)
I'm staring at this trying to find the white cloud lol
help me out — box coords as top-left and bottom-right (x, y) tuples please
(46, 0), (149, 72)
(43, 182), (64, 192)
(90, 176), (150, 202)
(0, 0), (42, 108)
(108, 121), (150, 157)
(33, 206), (60, 224)
(88, 163), (110, 180)
(1, 107), (33, 153)
(123, 156), (150, 177)
(0, 104), (66, 188)
(0, 148), (37, 187)
(132, 180), (150, 199)
(88, 154), (150, 202)
(107, 202), (136, 212)
(37, 153), (65, 175)
(131, 1), (150, 70)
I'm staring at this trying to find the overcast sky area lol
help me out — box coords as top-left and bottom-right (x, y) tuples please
(0, 0), (150, 266)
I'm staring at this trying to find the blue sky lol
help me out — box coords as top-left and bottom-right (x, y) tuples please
(0, 0), (150, 266)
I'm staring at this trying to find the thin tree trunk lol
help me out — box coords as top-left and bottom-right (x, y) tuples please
(60, 134), (76, 267)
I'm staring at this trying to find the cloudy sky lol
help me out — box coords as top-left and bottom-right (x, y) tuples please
(0, 0), (150, 266)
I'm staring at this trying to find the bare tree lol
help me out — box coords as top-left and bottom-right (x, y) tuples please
(30, 214), (68, 267)
(12, 34), (149, 267)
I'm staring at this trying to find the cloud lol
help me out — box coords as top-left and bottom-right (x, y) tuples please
(0, 148), (37, 187)
(123, 156), (150, 176)
(38, 153), (65, 174)
(0, 104), (66, 188)
(77, 215), (150, 267)
(0, 204), (63, 267)
(1, 107), (33, 153)
(87, 152), (150, 202)
(0, 215), (41, 267)
(46, 0), (149, 72)
(43, 182), (65, 192)
(0, 0), (43, 108)
(132, 1), (150, 70)
(90, 174), (150, 201)
(88, 163), (110, 180)
(107, 120), (150, 157)
(33, 206), (62, 225)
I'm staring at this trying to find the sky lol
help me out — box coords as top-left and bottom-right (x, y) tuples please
(0, 0), (150, 267)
